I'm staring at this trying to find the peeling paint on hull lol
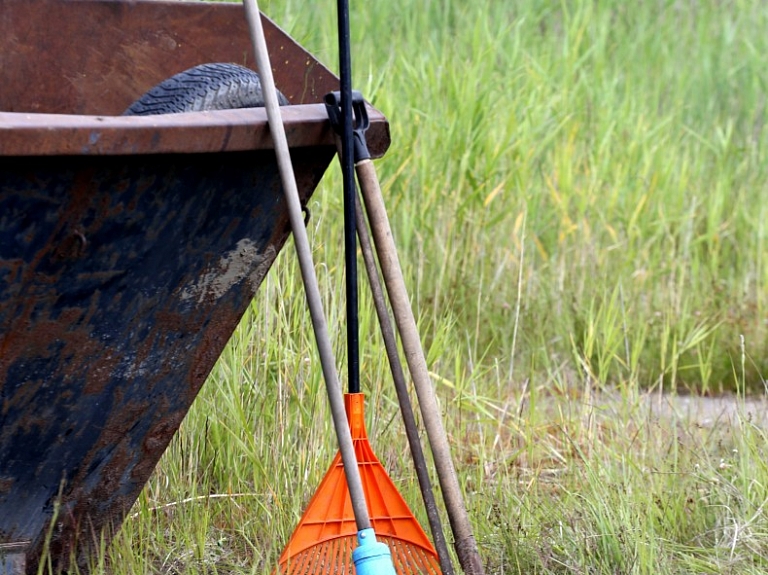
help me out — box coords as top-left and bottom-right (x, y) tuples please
(0, 148), (332, 572)
(0, 0), (391, 571)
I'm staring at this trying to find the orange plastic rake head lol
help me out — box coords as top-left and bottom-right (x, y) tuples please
(277, 393), (442, 575)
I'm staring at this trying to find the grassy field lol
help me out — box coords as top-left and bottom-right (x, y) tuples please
(90, 0), (767, 573)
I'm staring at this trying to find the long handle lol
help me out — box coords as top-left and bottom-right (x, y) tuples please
(336, 0), (360, 396)
(241, 0), (371, 533)
(353, 193), (456, 575)
(355, 159), (486, 575)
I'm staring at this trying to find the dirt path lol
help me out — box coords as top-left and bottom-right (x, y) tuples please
(643, 393), (768, 429)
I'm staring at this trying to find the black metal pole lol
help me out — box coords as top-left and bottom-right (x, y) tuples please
(338, 0), (359, 394)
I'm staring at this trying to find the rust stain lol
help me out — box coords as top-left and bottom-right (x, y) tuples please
(0, 148), (335, 573)
(0, 1), (388, 572)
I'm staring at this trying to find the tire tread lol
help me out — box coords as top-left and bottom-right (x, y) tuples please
(124, 63), (288, 116)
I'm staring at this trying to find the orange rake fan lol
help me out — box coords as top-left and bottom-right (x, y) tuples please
(277, 393), (442, 575)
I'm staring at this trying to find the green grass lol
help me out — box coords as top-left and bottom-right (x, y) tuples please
(269, 0), (768, 393)
(82, 0), (768, 573)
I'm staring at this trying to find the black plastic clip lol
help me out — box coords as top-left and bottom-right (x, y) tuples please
(324, 90), (371, 162)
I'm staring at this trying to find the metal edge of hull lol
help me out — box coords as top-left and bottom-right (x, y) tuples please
(0, 104), (390, 159)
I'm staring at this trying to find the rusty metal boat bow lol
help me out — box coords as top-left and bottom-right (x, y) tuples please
(0, 0), (390, 572)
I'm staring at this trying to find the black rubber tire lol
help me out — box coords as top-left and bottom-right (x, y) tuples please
(123, 62), (289, 116)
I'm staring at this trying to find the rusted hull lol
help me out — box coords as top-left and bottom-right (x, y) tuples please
(0, 0), (390, 571)
(0, 149), (331, 570)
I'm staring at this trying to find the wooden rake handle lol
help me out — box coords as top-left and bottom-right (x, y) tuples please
(241, 0), (371, 533)
(355, 158), (486, 575)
